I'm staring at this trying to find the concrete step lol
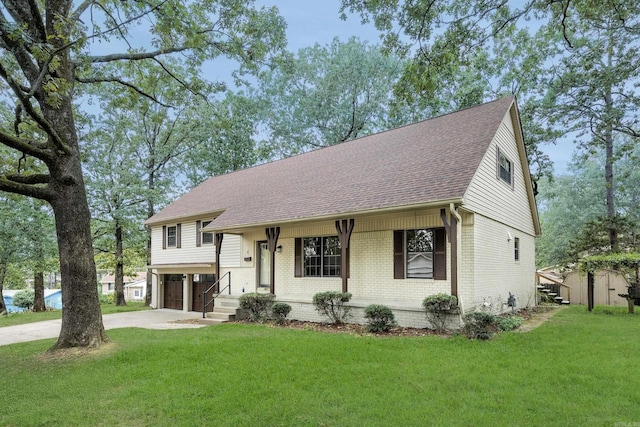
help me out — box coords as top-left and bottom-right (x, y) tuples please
(215, 295), (241, 309)
(206, 311), (236, 322)
(561, 300), (571, 305)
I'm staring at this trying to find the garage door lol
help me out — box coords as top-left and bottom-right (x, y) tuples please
(164, 274), (183, 310)
(192, 274), (216, 312)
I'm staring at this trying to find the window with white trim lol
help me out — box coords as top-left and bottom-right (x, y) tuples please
(166, 225), (177, 247)
(202, 220), (214, 245)
(497, 147), (513, 187)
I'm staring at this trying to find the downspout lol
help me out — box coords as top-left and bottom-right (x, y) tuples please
(450, 203), (464, 315)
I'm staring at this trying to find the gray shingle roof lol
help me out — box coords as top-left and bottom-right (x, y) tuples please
(146, 96), (516, 230)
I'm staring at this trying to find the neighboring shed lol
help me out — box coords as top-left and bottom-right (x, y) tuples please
(564, 269), (629, 306)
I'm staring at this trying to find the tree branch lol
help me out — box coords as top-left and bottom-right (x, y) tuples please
(6, 173), (51, 185)
(87, 46), (193, 63)
(0, 63), (70, 155)
(75, 76), (172, 107)
(0, 129), (52, 162)
(0, 176), (54, 202)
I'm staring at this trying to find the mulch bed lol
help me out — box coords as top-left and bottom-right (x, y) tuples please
(176, 304), (561, 337)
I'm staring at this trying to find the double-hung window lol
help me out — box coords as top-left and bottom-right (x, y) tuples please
(497, 147), (514, 187)
(196, 220), (214, 247)
(394, 228), (446, 280)
(202, 221), (214, 245)
(166, 226), (177, 247)
(294, 236), (342, 277)
(514, 237), (520, 261)
(162, 224), (181, 249)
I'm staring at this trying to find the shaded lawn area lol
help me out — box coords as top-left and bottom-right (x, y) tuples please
(0, 302), (150, 327)
(1, 306), (639, 426)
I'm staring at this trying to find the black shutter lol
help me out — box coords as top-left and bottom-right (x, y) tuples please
(196, 220), (202, 247)
(176, 223), (182, 249)
(162, 226), (167, 250)
(393, 230), (404, 279)
(294, 238), (302, 277)
(434, 228), (447, 280)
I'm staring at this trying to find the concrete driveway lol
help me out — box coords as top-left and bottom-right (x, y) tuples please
(0, 309), (206, 346)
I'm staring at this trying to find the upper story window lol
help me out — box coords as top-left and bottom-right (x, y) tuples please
(166, 226), (177, 247)
(514, 237), (520, 261)
(162, 223), (181, 249)
(302, 236), (341, 277)
(202, 220), (214, 245)
(497, 147), (513, 187)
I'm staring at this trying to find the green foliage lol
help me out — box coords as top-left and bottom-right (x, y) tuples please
(12, 290), (35, 310)
(422, 293), (458, 333)
(496, 315), (524, 332)
(271, 302), (292, 325)
(99, 293), (114, 305)
(312, 291), (352, 324)
(239, 293), (275, 323)
(3, 307), (640, 426)
(580, 253), (640, 276)
(363, 304), (396, 333)
(461, 312), (500, 340)
(258, 37), (405, 157)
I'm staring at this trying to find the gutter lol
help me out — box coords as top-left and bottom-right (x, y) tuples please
(450, 203), (464, 315)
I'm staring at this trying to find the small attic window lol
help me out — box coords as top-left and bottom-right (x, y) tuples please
(497, 147), (513, 187)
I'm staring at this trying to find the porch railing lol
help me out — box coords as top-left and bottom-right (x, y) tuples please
(202, 271), (231, 318)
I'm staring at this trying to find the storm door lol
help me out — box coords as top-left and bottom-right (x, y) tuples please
(257, 241), (270, 290)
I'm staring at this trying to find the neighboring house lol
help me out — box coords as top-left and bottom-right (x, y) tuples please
(3, 289), (62, 312)
(100, 272), (147, 301)
(145, 97), (541, 327)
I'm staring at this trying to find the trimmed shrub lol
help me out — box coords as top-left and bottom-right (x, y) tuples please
(13, 290), (35, 310)
(496, 315), (524, 331)
(312, 291), (352, 324)
(99, 293), (114, 304)
(364, 304), (396, 333)
(239, 293), (275, 323)
(422, 293), (458, 332)
(462, 311), (500, 340)
(271, 302), (292, 325)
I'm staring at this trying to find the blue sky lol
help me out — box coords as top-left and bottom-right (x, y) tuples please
(252, 0), (572, 174)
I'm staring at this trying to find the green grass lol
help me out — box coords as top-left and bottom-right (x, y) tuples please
(0, 301), (150, 327)
(1, 305), (639, 426)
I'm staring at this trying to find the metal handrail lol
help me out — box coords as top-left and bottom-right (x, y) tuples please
(202, 271), (231, 318)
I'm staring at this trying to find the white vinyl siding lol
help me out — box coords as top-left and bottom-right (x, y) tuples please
(150, 222), (242, 266)
(463, 113), (536, 236)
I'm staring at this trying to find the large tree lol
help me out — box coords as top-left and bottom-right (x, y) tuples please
(341, 0), (640, 235)
(258, 37), (405, 156)
(0, 1), (285, 348)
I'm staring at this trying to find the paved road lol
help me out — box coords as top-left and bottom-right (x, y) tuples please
(0, 309), (206, 346)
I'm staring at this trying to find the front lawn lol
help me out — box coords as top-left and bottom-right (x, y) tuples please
(1, 306), (639, 426)
(0, 301), (150, 327)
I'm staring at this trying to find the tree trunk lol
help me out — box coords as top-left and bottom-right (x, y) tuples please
(33, 272), (46, 312)
(145, 173), (156, 306)
(114, 223), (127, 306)
(604, 49), (617, 252)
(0, 263), (8, 315)
(46, 108), (107, 349)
